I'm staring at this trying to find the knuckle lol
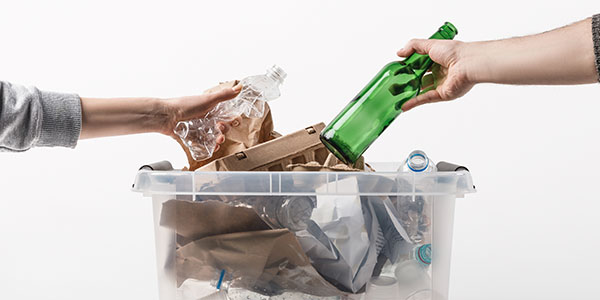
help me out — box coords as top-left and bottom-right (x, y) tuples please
(407, 38), (420, 47)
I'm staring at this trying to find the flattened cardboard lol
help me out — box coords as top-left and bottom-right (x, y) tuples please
(287, 153), (366, 172)
(199, 123), (331, 172)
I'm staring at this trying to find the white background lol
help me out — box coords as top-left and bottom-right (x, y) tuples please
(1, 1), (599, 299)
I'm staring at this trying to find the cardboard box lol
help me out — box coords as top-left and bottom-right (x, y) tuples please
(199, 123), (332, 171)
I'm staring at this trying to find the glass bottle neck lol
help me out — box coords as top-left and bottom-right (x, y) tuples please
(403, 22), (457, 77)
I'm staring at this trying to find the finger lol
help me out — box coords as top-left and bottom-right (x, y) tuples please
(216, 122), (230, 134)
(420, 85), (436, 94)
(229, 116), (242, 128)
(216, 134), (225, 145)
(401, 89), (443, 112)
(214, 144), (221, 152)
(397, 39), (433, 57)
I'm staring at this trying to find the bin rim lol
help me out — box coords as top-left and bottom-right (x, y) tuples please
(131, 163), (476, 197)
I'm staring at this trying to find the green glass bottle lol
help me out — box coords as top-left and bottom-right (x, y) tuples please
(320, 22), (458, 164)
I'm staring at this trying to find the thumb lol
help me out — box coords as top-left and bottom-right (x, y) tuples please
(203, 84), (242, 106)
(397, 38), (434, 57)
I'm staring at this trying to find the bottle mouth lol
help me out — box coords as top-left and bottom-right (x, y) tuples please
(267, 65), (287, 83)
(173, 121), (189, 139)
(444, 22), (458, 35)
(439, 21), (458, 39)
(407, 150), (429, 172)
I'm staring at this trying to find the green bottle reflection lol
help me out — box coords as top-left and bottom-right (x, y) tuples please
(320, 22), (458, 164)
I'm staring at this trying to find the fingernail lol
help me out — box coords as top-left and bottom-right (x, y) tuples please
(218, 124), (226, 131)
(232, 84), (242, 92)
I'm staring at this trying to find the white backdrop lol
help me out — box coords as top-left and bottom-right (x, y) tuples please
(1, 1), (599, 299)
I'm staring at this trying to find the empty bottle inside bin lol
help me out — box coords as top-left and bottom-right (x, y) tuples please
(397, 150), (436, 244)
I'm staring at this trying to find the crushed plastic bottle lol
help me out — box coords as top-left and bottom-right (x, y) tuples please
(394, 244), (432, 300)
(251, 196), (315, 232)
(174, 65), (287, 161)
(364, 276), (401, 300)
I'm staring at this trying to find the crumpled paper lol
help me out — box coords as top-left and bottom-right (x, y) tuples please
(176, 229), (342, 297)
(160, 199), (271, 246)
(159, 199), (343, 297)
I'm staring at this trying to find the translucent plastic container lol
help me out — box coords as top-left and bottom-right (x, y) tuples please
(132, 162), (475, 300)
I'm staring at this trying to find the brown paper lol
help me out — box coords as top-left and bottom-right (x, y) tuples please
(176, 80), (276, 171)
(287, 153), (366, 172)
(160, 199), (270, 246)
(176, 229), (342, 297)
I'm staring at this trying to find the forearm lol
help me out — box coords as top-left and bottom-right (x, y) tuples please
(79, 97), (173, 139)
(78, 85), (240, 140)
(467, 17), (598, 85)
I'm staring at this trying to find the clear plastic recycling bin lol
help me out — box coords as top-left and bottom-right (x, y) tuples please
(132, 162), (475, 300)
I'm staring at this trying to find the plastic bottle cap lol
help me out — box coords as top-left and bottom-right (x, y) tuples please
(417, 244), (432, 265)
(268, 65), (287, 82)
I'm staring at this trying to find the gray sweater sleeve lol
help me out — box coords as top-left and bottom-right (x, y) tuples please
(593, 14), (600, 82)
(0, 81), (81, 152)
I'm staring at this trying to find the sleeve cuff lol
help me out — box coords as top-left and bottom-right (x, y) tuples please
(36, 90), (82, 148)
(592, 14), (600, 82)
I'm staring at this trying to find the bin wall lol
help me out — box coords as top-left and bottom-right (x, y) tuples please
(134, 169), (475, 300)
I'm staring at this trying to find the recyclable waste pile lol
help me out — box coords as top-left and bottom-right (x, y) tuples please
(142, 66), (469, 300)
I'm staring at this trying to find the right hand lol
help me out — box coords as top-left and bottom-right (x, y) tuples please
(397, 39), (475, 112)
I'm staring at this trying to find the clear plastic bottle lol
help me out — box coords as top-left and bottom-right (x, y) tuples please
(193, 270), (230, 300)
(400, 150), (437, 173)
(394, 244), (432, 300)
(365, 276), (401, 300)
(404, 243), (432, 267)
(174, 65), (287, 161)
(398, 150), (435, 244)
(253, 196), (315, 232)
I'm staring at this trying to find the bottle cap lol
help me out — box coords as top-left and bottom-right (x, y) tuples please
(268, 65), (287, 82)
(417, 244), (432, 265)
